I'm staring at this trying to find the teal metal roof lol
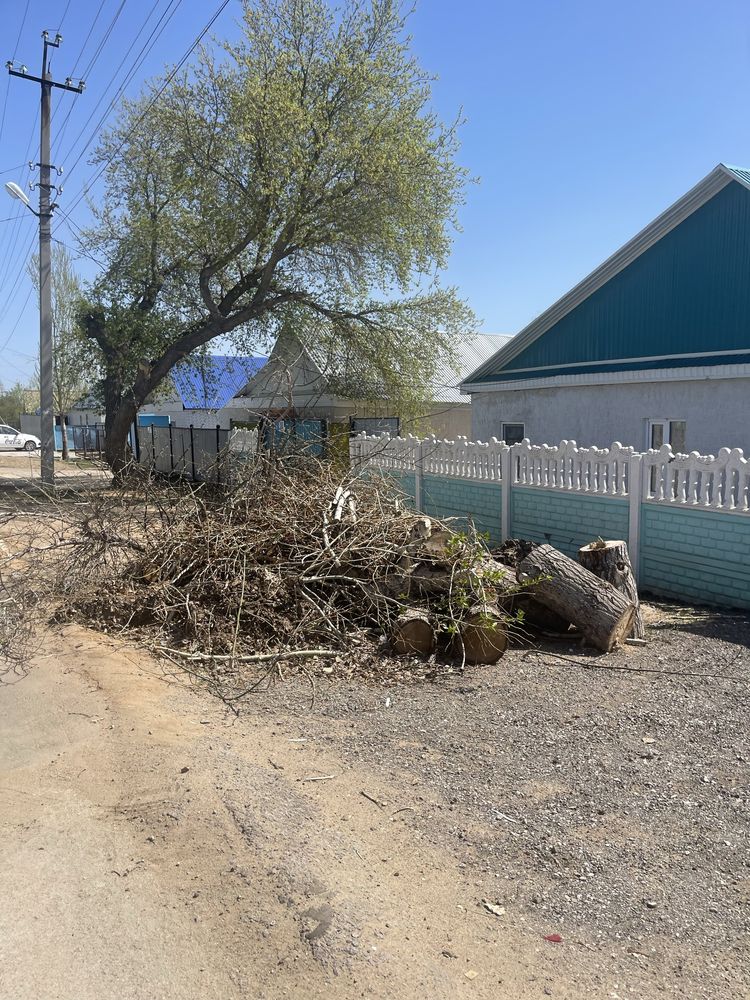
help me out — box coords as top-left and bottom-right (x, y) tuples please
(722, 164), (750, 189)
(463, 163), (750, 387)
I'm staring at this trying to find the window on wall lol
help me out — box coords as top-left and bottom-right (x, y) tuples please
(647, 418), (687, 493)
(647, 419), (687, 453)
(501, 422), (525, 446)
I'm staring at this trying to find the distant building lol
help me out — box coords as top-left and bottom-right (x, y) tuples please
(229, 329), (512, 439)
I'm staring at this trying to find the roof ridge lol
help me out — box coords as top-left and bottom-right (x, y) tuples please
(462, 163), (740, 387)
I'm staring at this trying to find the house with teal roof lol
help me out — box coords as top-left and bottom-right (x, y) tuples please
(461, 164), (750, 455)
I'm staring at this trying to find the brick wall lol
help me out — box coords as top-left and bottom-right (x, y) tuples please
(640, 504), (750, 609)
(510, 488), (630, 558)
(421, 475), (502, 544)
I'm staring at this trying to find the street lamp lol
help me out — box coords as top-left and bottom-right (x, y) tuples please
(4, 177), (52, 482)
(4, 180), (35, 210)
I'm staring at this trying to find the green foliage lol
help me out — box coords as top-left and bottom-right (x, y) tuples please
(29, 245), (90, 416)
(0, 382), (33, 427)
(78, 0), (475, 457)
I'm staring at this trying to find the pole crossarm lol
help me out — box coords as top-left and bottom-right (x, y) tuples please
(7, 69), (84, 93)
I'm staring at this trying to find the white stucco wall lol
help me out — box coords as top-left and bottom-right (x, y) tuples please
(470, 376), (750, 454)
(137, 403), (237, 429)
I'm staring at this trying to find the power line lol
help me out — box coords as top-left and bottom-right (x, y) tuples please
(52, 0), (171, 162)
(60, 0), (187, 182)
(12, 0), (32, 58)
(50, 0), (110, 153)
(0, 229), (36, 321)
(0, 0), (32, 148)
(0, 283), (34, 356)
(64, 0), (230, 219)
(56, 0), (75, 35)
(0, 163), (28, 177)
(0, 116), (40, 291)
(68, 0), (109, 79)
(79, 0), (128, 81)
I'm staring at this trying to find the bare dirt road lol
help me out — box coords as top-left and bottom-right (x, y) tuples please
(0, 626), (566, 1000)
(1, 612), (748, 999)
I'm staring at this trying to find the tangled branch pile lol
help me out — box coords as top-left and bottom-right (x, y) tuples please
(3, 459), (520, 680)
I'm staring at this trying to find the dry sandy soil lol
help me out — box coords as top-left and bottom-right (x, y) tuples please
(1, 604), (749, 1000)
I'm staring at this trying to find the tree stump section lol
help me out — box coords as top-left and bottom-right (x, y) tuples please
(517, 544), (635, 652)
(578, 540), (645, 640)
(458, 604), (508, 664)
(391, 609), (435, 656)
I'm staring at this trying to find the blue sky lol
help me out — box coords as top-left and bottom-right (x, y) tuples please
(1, 0), (749, 385)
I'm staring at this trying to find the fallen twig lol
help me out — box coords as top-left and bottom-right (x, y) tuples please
(158, 647), (338, 663)
(361, 790), (385, 809)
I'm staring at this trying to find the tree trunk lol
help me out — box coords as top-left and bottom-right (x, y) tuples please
(457, 603), (508, 664)
(104, 398), (139, 478)
(60, 414), (69, 461)
(391, 609), (435, 657)
(578, 540), (645, 640)
(517, 544), (635, 652)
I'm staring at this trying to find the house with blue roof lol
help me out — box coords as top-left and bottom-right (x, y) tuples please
(139, 354), (267, 429)
(462, 163), (750, 455)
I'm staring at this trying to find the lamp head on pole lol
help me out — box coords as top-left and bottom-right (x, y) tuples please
(4, 181), (30, 207)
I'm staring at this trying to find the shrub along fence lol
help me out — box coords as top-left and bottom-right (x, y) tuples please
(350, 433), (750, 611)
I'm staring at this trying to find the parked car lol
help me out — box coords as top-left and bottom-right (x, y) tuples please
(0, 425), (41, 451)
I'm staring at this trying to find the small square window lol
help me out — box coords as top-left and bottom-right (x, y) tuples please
(502, 422), (525, 446)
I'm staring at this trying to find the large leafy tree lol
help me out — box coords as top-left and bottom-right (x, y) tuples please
(30, 245), (89, 460)
(80, 0), (474, 471)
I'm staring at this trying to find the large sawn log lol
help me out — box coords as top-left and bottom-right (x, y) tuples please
(517, 544), (635, 652)
(391, 609), (435, 657)
(457, 603), (508, 664)
(578, 540), (645, 640)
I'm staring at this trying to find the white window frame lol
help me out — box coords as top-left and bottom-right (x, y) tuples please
(645, 418), (687, 452)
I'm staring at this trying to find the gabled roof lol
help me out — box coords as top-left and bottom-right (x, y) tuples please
(431, 334), (513, 402)
(260, 331), (513, 404)
(462, 163), (750, 388)
(172, 355), (267, 409)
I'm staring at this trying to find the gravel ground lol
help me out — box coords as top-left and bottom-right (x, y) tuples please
(246, 601), (750, 998)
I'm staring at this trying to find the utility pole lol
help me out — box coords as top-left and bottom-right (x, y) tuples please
(7, 32), (84, 487)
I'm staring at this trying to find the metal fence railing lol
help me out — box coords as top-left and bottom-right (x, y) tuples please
(139, 423), (232, 484)
(70, 424), (106, 458)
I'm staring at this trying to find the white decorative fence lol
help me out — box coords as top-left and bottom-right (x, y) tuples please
(351, 433), (750, 514)
(350, 434), (750, 609)
(645, 444), (750, 512)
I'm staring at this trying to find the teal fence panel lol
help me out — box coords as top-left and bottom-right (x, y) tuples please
(640, 504), (750, 609)
(510, 488), (630, 558)
(421, 475), (502, 544)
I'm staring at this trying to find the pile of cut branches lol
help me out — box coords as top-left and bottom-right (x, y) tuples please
(1, 458), (522, 684)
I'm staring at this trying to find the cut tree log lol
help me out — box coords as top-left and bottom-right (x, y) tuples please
(517, 544), (635, 652)
(510, 592), (572, 634)
(391, 609), (435, 657)
(578, 540), (645, 640)
(458, 603), (508, 664)
(419, 528), (455, 563)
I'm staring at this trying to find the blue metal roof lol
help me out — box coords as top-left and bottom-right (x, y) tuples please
(172, 355), (267, 409)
